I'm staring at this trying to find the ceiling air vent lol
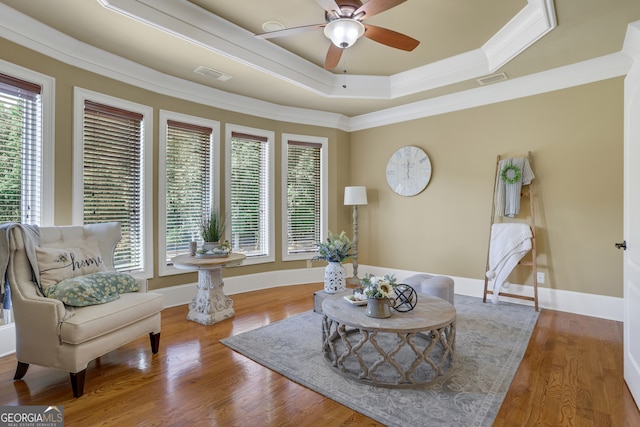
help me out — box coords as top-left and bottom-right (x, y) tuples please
(194, 66), (232, 82)
(477, 72), (508, 86)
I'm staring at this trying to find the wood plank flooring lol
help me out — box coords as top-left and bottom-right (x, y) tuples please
(0, 283), (638, 426)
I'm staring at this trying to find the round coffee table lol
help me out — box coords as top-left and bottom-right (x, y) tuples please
(321, 294), (456, 388)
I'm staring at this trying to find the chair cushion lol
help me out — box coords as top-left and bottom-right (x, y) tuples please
(43, 272), (139, 306)
(59, 292), (163, 345)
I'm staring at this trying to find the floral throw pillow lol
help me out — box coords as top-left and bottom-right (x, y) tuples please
(43, 272), (139, 306)
(36, 241), (107, 290)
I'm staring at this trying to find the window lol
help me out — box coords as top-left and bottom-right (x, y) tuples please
(73, 88), (153, 277)
(0, 63), (53, 226)
(281, 134), (328, 261)
(226, 125), (274, 264)
(158, 110), (220, 275)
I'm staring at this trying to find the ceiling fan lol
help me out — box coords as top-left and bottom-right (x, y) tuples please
(255, 0), (420, 70)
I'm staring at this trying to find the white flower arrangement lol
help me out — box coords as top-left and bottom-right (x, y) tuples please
(354, 273), (397, 300)
(313, 231), (352, 263)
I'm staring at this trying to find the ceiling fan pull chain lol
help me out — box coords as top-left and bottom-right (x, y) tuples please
(342, 57), (348, 88)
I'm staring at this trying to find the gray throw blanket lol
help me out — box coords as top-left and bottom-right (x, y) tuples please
(0, 223), (42, 311)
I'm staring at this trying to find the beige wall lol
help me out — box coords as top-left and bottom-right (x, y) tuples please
(350, 78), (624, 297)
(1, 38), (625, 297)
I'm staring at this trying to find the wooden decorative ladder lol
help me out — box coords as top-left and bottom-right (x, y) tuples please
(483, 151), (539, 311)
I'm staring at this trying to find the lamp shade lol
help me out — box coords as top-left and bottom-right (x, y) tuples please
(344, 186), (368, 205)
(323, 19), (365, 49)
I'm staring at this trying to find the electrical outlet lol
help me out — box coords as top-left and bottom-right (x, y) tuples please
(306, 259), (312, 269)
(536, 272), (545, 284)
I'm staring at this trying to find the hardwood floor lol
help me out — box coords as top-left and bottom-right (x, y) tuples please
(0, 283), (638, 426)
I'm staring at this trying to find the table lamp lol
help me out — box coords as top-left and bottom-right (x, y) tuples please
(344, 186), (368, 284)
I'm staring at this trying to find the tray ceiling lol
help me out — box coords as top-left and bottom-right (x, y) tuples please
(1, 0), (639, 117)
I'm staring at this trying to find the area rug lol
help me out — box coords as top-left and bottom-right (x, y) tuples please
(221, 295), (539, 427)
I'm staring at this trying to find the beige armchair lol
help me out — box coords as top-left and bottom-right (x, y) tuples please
(5, 222), (163, 397)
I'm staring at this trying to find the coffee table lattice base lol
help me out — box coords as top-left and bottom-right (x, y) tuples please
(322, 316), (456, 388)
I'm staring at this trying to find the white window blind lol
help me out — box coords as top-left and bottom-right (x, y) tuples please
(165, 119), (213, 262)
(230, 132), (269, 257)
(0, 73), (42, 224)
(83, 100), (144, 272)
(286, 140), (322, 255)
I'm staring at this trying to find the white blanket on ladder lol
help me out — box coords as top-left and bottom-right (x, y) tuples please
(486, 223), (532, 303)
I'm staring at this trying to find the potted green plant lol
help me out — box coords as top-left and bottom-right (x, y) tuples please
(200, 209), (226, 250)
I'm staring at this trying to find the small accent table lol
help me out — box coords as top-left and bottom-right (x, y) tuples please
(171, 253), (246, 325)
(322, 294), (456, 387)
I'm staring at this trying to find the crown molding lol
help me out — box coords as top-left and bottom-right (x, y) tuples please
(99, 0), (556, 100)
(99, 0), (337, 94)
(624, 21), (640, 59)
(391, 0), (557, 98)
(0, 4), (634, 132)
(0, 2), (350, 129)
(349, 52), (631, 132)
(483, 0), (557, 71)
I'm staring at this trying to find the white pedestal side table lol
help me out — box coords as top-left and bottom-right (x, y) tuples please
(171, 253), (246, 325)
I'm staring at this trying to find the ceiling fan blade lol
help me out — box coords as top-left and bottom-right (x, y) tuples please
(314, 0), (342, 14)
(363, 24), (419, 51)
(353, 0), (406, 19)
(325, 44), (343, 69)
(256, 23), (325, 39)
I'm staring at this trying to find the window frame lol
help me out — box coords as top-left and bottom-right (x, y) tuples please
(0, 60), (55, 226)
(281, 133), (328, 261)
(72, 87), (153, 279)
(225, 124), (275, 265)
(158, 110), (220, 276)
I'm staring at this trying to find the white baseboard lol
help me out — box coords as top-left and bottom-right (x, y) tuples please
(159, 264), (624, 322)
(451, 275), (623, 321)
(0, 264), (623, 357)
(156, 266), (327, 308)
(357, 265), (624, 322)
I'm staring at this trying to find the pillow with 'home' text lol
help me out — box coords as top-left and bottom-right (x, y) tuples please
(36, 241), (107, 290)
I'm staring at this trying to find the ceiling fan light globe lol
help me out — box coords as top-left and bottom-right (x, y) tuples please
(324, 18), (364, 49)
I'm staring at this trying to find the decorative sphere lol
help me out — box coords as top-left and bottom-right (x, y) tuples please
(393, 284), (418, 312)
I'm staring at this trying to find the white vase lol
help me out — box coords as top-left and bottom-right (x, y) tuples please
(324, 262), (346, 294)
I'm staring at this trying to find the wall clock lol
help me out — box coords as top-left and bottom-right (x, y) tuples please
(386, 146), (432, 196)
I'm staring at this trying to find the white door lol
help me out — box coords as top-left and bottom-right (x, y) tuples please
(624, 24), (640, 407)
